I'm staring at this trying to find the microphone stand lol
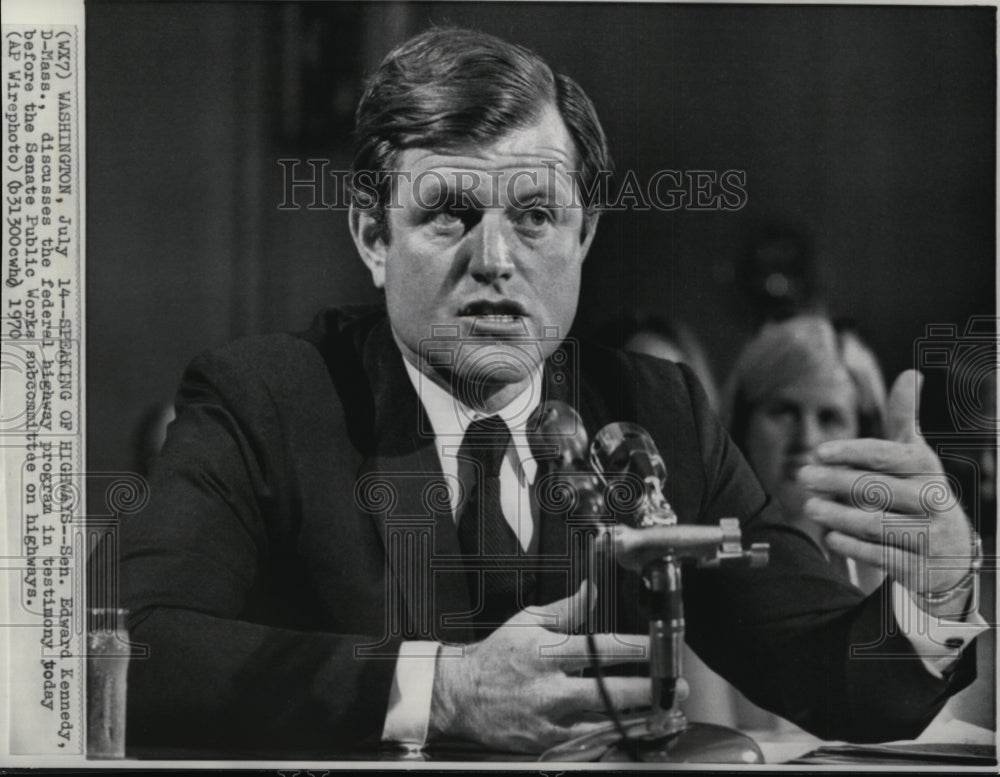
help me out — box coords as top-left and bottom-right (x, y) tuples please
(540, 511), (770, 763)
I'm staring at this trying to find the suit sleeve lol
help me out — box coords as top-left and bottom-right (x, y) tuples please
(672, 363), (976, 742)
(114, 346), (398, 755)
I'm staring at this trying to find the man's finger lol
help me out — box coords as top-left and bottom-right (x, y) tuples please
(564, 675), (653, 713)
(886, 369), (923, 444)
(517, 581), (596, 632)
(541, 632), (649, 671)
(561, 718), (618, 740)
(804, 497), (894, 542)
(552, 718), (628, 749)
(823, 530), (892, 570)
(812, 438), (937, 472)
(798, 464), (922, 506)
(823, 529), (938, 589)
(802, 471), (944, 515)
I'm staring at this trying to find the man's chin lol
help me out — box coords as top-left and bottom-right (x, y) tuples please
(444, 345), (545, 412)
(451, 340), (543, 377)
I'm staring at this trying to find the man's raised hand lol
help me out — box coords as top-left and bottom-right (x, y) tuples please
(800, 370), (975, 601)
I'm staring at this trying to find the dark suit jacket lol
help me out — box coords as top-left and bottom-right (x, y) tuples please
(117, 306), (974, 755)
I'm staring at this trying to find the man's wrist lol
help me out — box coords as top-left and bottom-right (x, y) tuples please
(892, 580), (988, 678)
(907, 531), (982, 619)
(428, 643), (467, 741)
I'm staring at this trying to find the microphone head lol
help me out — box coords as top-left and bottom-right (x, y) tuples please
(591, 422), (667, 485)
(528, 400), (589, 469)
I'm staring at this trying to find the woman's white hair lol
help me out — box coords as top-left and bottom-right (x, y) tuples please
(722, 316), (887, 448)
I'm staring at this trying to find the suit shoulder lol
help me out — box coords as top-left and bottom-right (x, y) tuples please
(187, 332), (322, 388)
(185, 306), (384, 390)
(624, 348), (692, 386)
(579, 341), (694, 402)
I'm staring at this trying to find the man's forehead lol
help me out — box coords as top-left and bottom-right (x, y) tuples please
(396, 104), (579, 176)
(400, 148), (574, 173)
(389, 151), (581, 212)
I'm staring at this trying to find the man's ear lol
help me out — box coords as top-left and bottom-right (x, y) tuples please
(349, 205), (387, 288)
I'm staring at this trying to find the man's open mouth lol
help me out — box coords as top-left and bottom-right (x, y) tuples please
(458, 300), (527, 318)
(458, 301), (530, 336)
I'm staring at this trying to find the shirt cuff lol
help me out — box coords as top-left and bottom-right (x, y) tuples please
(892, 581), (989, 678)
(381, 641), (440, 746)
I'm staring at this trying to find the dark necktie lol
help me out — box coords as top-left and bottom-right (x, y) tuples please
(456, 415), (522, 634)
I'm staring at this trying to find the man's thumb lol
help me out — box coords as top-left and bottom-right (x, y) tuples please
(886, 369), (924, 443)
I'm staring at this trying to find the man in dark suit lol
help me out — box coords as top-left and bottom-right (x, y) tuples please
(117, 27), (983, 756)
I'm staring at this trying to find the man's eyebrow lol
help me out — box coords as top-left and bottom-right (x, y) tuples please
(406, 162), (578, 211)
(410, 173), (491, 211)
(416, 151), (573, 171)
(507, 172), (574, 205)
(507, 183), (561, 204)
(483, 156), (572, 171)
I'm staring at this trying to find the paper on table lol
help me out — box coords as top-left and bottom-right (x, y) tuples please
(788, 715), (996, 766)
(755, 711), (996, 765)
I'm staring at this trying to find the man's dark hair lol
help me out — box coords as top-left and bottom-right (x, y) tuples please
(350, 27), (611, 239)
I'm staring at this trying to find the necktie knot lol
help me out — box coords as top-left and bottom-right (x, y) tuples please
(459, 415), (511, 480)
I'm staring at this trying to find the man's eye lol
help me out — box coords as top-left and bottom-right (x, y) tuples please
(516, 208), (553, 229)
(427, 205), (480, 232)
(429, 209), (462, 226)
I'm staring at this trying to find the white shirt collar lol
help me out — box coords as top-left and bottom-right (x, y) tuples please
(401, 356), (541, 486)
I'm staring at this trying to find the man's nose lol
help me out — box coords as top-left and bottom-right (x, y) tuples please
(467, 213), (515, 283)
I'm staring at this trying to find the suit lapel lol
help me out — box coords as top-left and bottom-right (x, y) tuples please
(358, 321), (473, 643)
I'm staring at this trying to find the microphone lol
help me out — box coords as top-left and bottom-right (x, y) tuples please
(528, 401), (609, 629)
(528, 400), (605, 521)
(591, 422), (677, 527)
(527, 400), (589, 471)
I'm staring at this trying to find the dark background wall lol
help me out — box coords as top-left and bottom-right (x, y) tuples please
(85, 0), (995, 733)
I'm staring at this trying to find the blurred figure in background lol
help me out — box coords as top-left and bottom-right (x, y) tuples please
(738, 223), (821, 326)
(723, 315), (887, 592)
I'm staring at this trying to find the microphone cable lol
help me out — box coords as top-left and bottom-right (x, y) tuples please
(586, 626), (640, 761)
